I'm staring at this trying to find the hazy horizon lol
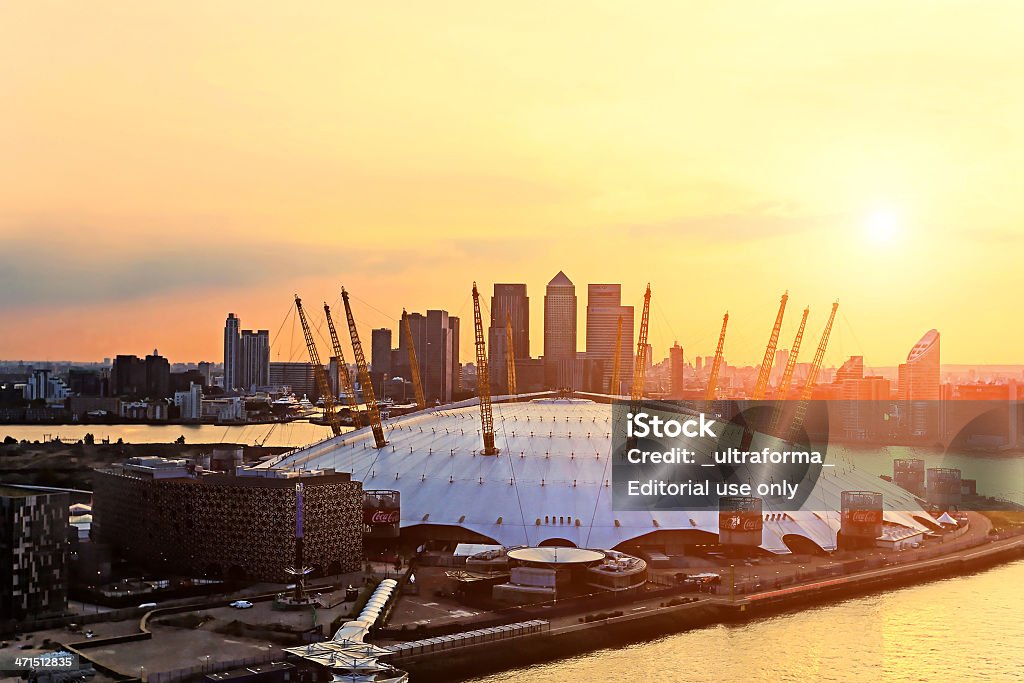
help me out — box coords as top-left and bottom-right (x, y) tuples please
(4, 3), (1023, 366)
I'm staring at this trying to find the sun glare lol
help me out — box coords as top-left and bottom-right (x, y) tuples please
(865, 208), (902, 243)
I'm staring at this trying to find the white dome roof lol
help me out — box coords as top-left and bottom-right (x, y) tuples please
(257, 395), (930, 553)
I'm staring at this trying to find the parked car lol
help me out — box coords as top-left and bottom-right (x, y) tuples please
(138, 602), (157, 609)
(229, 600), (254, 609)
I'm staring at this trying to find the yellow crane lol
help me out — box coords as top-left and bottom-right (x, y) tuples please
(704, 312), (729, 402)
(505, 312), (517, 399)
(766, 306), (809, 436)
(787, 301), (838, 441)
(294, 296), (341, 437)
(608, 315), (623, 396)
(630, 284), (652, 402)
(751, 292), (788, 400)
(341, 288), (387, 448)
(324, 302), (361, 427)
(472, 282), (498, 455)
(401, 309), (426, 410)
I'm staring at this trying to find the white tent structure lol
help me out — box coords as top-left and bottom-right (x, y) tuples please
(257, 396), (932, 554)
(283, 579), (407, 682)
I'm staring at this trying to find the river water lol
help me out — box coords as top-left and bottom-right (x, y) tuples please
(470, 559), (1024, 683)
(0, 421), (341, 450)
(2, 424), (1020, 504)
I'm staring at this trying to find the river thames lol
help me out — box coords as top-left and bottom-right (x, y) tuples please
(470, 560), (1024, 683)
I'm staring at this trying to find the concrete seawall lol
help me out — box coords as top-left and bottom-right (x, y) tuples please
(397, 534), (1024, 681)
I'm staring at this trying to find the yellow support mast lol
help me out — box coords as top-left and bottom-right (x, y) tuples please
(630, 284), (652, 402)
(294, 296), (341, 437)
(608, 315), (623, 396)
(751, 292), (788, 400)
(402, 310), (426, 410)
(324, 302), (361, 427)
(341, 288), (387, 448)
(472, 282), (498, 455)
(704, 312), (729, 402)
(767, 306), (809, 436)
(787, 301), (838, 441)
(505, 313), (517, 399)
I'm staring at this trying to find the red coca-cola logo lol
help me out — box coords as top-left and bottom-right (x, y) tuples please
(722, 515), (760, 531)
(369, 509), (400, 525)
(847, 510), (880, 523)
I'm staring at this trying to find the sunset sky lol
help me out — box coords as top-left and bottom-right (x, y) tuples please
(3, 2), (1023, 368)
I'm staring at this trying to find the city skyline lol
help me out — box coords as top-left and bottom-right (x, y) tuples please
(3, 4), (1024, 366)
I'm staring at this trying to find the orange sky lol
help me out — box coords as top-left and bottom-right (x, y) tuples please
(2, 2), (1023, 368)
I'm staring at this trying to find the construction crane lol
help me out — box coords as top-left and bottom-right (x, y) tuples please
(341, 288), (387, 448)
(294, 296), (341, 437)
(471, 282), (498, 455)
(704, 312), (729, 402)
(787, 301), (839, 441)
(505, 313), (517, 399)
(751, 292), (789, 400)
(630, 284), (652, 402)
(766, 306), (809, 436)
(324, 302), (361, 427)
(401, 310), (426, 410)
(608, 315), (623, 396)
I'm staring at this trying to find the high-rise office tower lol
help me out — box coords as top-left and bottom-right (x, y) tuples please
(224, 313), (241, 392)
(449, 316), (461, 392)
(240, 329), (270, 390)
(586, 284), (634, 392)
(488, 284), (530, 395)
(490, 284), (530, 359)
(543, 272), (577, 388)
(111, 354), (146, 397)
(899, 330), (940, 438)
(399, 310), (458, 404)
(145, 349), (170, 397)
(371, 328), (393, 377)
(836, 356), (865, 383)
(669, 342), (685, 399)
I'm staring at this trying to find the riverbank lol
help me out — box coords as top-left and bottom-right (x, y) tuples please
(392, 531), (1024, 681)
(0, 440), (289, 490)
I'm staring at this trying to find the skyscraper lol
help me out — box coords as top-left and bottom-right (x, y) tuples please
(669, 342), (685, 399)
(240, 329), (270, 390)
(145, 349), (170, 397)
(899, 330), (940, 438)
(543, 271), (577, 388)
(399, 310), (458, 404)
(586, 284), (634, 392)
(488, 284), (530, 395)
(490, 284), (530, 359)
(449, 316), (461, 392)
(372, 328), (393, 377)
(836, 356), (865, 383)
(224, 313), (240, 392)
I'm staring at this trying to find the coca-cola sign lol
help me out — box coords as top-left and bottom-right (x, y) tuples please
(720, 513), (761, 531)
(846, 509), (881, 524)
(364, 508), (400, 525)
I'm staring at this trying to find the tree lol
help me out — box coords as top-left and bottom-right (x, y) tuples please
(175, 435), (186, 445)
(3, 436), (16, 445)
(84, 433), (95, 445)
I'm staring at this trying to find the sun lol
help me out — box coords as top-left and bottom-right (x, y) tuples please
(865, 208), (902, 243)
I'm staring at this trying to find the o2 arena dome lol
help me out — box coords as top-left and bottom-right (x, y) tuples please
(255, 395), (931, 554)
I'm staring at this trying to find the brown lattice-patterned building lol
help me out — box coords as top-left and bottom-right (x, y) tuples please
(92, 457), (362, 582)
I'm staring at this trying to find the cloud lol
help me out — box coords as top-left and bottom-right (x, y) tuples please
(0, 220), (541, 311)
(0, 227), (412, 310)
